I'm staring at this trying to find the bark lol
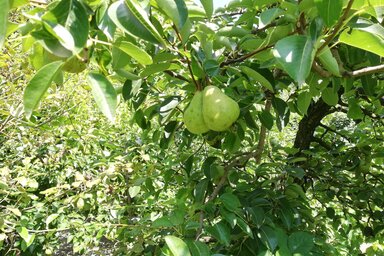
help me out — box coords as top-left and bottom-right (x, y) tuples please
(293, 98), (333, 151)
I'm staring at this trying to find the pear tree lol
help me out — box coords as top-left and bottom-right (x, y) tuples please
(1, 0), (384, 254)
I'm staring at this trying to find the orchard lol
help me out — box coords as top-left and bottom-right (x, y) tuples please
(0, 0), (383, 255)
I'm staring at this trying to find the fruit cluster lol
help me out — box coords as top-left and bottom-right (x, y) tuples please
(183, 86), (240, 134)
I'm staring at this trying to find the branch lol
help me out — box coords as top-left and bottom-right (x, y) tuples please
(220, 44), (274, 67)
(317, 0), (355, 53)
(164, 70), (189, 82)
(312, 61), (332, 78)
(255, 96), (272, 163)
(344, 64), (384, 77)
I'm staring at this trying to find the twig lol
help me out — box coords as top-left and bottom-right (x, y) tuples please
(255, 97), (272, 163)
(164, 70), (189, 82)
(317, 0), (355, 53)
(344, 64), (384, 78)
(220, 44), (274, 67)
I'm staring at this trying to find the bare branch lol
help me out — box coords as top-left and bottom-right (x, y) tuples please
(344, 64), (384, 78)
(220, 44), (274, 67)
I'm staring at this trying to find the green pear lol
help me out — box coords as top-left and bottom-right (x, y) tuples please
(183, 91), (210, 134)
(202, 86), (240, 131)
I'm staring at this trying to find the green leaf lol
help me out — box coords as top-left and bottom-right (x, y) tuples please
(16, 227), (35, 248)
(237, 217), (254, 238)
(108, 0), (165, 45)
(187, 240), (211, 256)
(321, 87), (338, 106)
(318, 45), (341, 76)
(240, 66), (274, 92)
(42, 0), (89, 53)
(220, 192), (241, 212)
(87, 73), (118, 122)
(259, 225), (278, 252)
(206, 221), (231, 246)
(347, 98), (364, 119)
(46, 214), (59, 228)
(339, 28), (384, 57)
(258, 110), (274, 130)
(23, 61), (64, 119)
(273, 35), (316, 85)
(115, 41), (153, 65)
(297, 91), (312, 115)
(314, 0), (343, 27)
(259, 7), (284, 28)
(164, 235), (191, 256)
(200, 0), (213, 19)
(288, 232), (314, 254)
(155, 0), (188, 29)
(0, 0), (9, 49)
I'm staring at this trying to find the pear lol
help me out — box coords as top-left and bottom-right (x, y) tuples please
(183, 91), (210, 134)
(202, 86), (240, 131)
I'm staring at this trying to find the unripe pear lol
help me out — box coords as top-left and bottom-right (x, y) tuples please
(183, 91), (210, 134)
(202, 86), (240, 131)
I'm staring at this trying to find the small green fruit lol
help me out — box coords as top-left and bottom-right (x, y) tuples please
(202, 86), (240, 131)
(183, 91), (210, 134)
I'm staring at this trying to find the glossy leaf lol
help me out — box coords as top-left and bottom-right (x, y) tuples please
(339, 28), (384, 57)
(164, 235), (191, 256)
(220, 192), (241, 212)
(23, 61), (64, 119)
(108, 0), (165, 45)
(288, 232), (314, 254)
(206, 221), (231, 246)
(0, 0), (9, 49)
(16, 227), (35, 247)
(87, 73), (118, 122)
(314, 0), (343, 27)
(259, 7), (284, 28)
(187, 240), (211, 256)
(273, 35), (316, 85)
(240, 66), (274, 91)
(42, 0), (89, 53)
(258, 110), (274, 130)
(156, 0), (188, 29)
(259, 225), (278, 252)
(115, 41), (153, 65)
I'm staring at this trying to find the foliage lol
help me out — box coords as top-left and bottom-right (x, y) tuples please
(1, 0), (384, 255)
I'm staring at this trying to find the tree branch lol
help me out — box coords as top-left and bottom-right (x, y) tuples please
(344, 64), (384, 78)
(220, 44), (274, 67)
(255, 96), (272, 163)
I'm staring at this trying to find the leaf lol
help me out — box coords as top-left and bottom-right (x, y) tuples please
(259, 225), (278, 252)
(273, 35), (316, 85)
(187, 240), (211, 256)
(288, 232), (314, 254)
(258, 110), (274, 130)
(42, 0), (89, 53)
(314, 0), (343, 27)
(297, 91), (312, 115)
(164, 235), (191, 256)
(200, 0), (213, 19)
(87, 73), (118, 122)
(321, 87), (338, 106)
(0, 0), (9, 49)
(46, 214), (59, 227)
(16, 227), (35, 247)
(115, 41), (153, 65)
(259, 7), (284, 28)
(108, 0), (165, 45)
(220, 192), (241, 212)
(347, 98), (364, 119)
(318, 45), (341, 76)
(237, 217), (254, 238)
(128, 186), (141, 198)
(240, 66), (274, 92)
(206, 221), (231, 246)
(156, 0), (188, 29)
(23, 61), (64, 119)
(339, 28), (384, 57)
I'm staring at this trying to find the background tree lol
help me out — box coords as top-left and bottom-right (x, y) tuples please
(0, 0), (384, 255)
